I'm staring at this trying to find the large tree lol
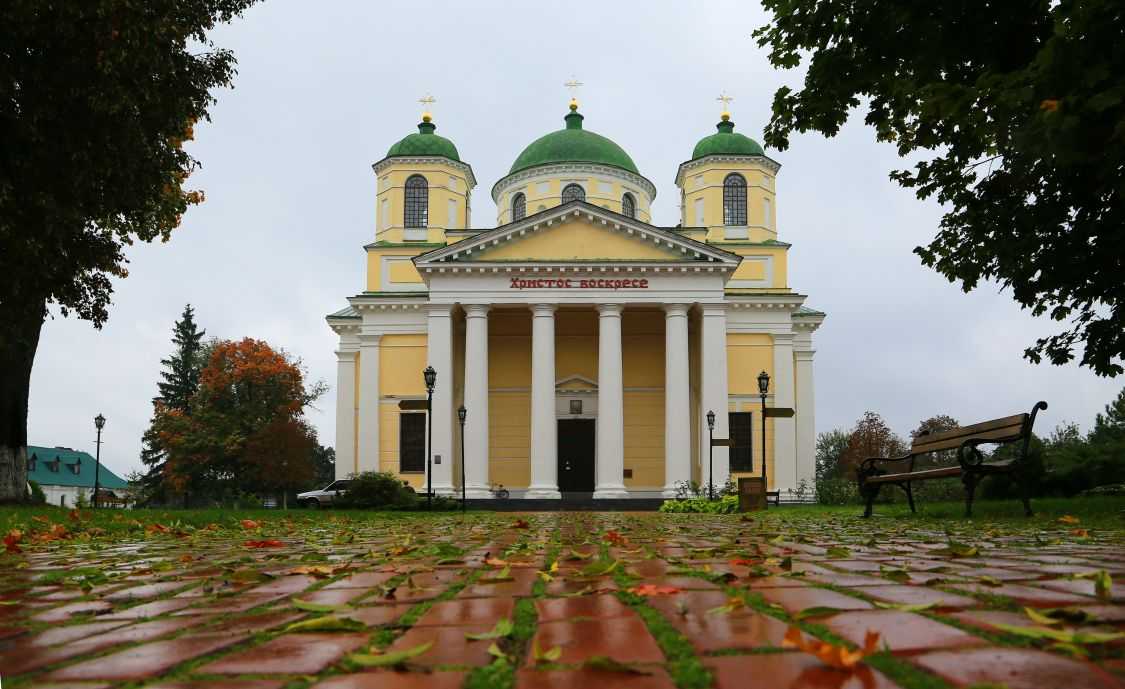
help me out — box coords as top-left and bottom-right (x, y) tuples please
(139, 305), (207, 502)
(754, 0), (1125, 376)
(839, 411), (907, 477)
(0, 1), (257, 501)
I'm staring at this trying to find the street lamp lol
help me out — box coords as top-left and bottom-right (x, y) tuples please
(706, 410), (716, 500)
(757, 371), (770, 494)
(93, 413), (106, 509)
(457, 405), (467, 514)
(423, 366), (437, 511)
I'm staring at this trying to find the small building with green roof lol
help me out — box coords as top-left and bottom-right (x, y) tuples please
(27, 445), (131, 507)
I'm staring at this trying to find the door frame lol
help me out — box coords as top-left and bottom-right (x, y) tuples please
(557, 418), (597, 493)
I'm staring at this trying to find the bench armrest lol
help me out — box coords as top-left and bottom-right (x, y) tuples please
(858, 454), (913, 474)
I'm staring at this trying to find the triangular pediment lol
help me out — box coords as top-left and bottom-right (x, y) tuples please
(557, 375), (597, 392)
(414, 202), (740, 267)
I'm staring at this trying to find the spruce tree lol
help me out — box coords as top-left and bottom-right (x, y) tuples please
(139, 305), (205, 501)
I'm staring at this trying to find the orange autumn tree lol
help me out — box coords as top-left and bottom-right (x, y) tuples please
(155, 338), (325, 504)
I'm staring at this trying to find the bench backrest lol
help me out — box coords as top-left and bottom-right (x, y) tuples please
(911, 414), (1028, 455)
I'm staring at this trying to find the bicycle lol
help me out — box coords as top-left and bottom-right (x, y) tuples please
(490, 483), (510, 499)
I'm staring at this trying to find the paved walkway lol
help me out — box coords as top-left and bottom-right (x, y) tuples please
(2, 512), (1125, 688)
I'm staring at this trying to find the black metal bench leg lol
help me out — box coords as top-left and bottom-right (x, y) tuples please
(1017, 473), (1034, 517)
(862, 483), (880, 518)
(905, 482), (916, 514)
(962, 474), (978, 518)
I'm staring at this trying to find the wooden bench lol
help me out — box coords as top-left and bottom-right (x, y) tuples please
(857, 401), (1047, 517)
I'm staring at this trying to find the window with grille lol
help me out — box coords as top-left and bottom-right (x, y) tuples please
(399, 412), (426, 473)
(729, 412), (753, 472)
(622, 193), (636, 218)
(512, 192), (526, 221)
(404, 175), (429, 228)
(561, 183), (585, 203)
(723, 173), (747, 226)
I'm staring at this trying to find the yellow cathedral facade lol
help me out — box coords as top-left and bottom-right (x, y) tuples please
(327, 98), (825, 501)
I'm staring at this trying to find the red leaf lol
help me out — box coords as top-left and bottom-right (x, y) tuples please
(628, 584), (682, 597)
(240, 519), (261, 529)
(3, 529), (22, 553)
(244, 539), (285, 548)
(512, 519), (530, 529)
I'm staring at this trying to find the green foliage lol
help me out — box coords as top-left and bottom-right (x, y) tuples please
(335, 471), (418, 510)
(659, 495), (739, 513)
(815, 477), (861, 505)
(754, 0), (1125, 376)
(815, 429), (850, 482)
(0, 0), (260, 502)
(26, 480), (45, 504)
(312, 445), (336, 488)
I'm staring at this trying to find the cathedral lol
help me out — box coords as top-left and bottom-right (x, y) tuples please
(327, 96), (824, 501)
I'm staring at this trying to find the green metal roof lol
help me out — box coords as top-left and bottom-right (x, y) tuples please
(509, 109), (639, 175)
(27, 446), (129, 489)
(692, 118), (765, 160)
(386, 121), (460, 162)
(328, 306), (359, 319)
(794, 305), (826, 316)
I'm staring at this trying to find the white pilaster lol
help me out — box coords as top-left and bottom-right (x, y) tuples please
(772, 332), (798, 493)
(700, 304), (730, 493)
(427, 305), (455, 495)
(594, 303), (628, 498)
(527, 304), (561, 498)
(462, 304), (492, 498)
(794, 346), (817, 493)
(662, 304), (691, 497)
(356, 334), (381, 474)
(333, 347), (358, 480)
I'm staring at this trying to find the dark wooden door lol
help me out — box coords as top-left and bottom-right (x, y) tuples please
(558, 419), (596, 492)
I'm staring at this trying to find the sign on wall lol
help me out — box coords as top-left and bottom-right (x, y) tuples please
(509, 277), (650, 290)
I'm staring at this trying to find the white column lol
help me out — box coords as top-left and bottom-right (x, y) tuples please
(333, 346), (358, 479)
(527, 304), (561, 498)
(356, 334), (381, 474)
(427, 305), (455, 495)
(772, 332), (798, 493)
(794, 345), (817, 493)
(462, 304), (492, 498)
(699, 304), (730, 493)
(594, 303), (628, 498)
(662, 304), (691, 497)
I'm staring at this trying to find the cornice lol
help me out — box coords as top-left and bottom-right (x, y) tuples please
(492, 162), (657, 203)
(674, 154), (782, 187)
(371, 156), (477, 189)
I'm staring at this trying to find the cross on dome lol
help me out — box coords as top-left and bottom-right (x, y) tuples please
(716, 92), (734, 121)
(418, 93), (436, 122)
(564, 77), (583, 110)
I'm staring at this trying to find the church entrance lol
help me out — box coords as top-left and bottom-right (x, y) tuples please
(557, 419), (595, 493)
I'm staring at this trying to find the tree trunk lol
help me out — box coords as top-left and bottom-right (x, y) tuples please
(0, 295), (46, 503)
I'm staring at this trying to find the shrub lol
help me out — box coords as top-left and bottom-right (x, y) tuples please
(335, 471), (416, 509)
(27, 480), (46, 504)
(815, 477), (861, 505)
(659, 495), (739, 513)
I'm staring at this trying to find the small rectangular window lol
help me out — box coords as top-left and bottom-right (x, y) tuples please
(399, 412), (426, 473)
(694, 198), (705, 226)
(763, 198), (772, 228)
(569, 400), (583, 415)
(729, 412), (753, 472)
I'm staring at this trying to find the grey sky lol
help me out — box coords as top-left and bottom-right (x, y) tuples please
(28, 0), (1120, 480)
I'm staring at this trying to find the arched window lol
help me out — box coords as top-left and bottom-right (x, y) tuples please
(512, 192), (526, 221)
(621, 193), (636, 219)
(561, 183), (586, 204)
(404, 175), (428, 228)
(723, 173), (747, 226)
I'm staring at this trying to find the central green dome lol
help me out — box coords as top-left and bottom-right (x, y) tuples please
(692, 117), (765, 159)
(509, 109), (639, 175)
(386, 120), (460, 162)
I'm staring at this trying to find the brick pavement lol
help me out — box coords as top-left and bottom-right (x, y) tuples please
(2, 511), (1125, 688)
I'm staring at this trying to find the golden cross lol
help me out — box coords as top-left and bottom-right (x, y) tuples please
(564, 77), (583, 98)
(418, 93), (436, 111)
(716, 92), (734, 112)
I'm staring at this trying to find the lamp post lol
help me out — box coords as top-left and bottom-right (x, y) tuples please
(457, 405), (467, 514)
(757, 371), (770, 493)
(706, 410), (716, 500)
(93, 413), (106, 509)
(423, 366), (437, 510)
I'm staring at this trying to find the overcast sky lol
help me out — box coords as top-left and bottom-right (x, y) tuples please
(28, 0), (1121, 480)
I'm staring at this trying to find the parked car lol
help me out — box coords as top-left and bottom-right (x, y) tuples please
(297, 479), (352, 508)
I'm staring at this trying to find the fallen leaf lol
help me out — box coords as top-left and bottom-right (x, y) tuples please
(873, 601), (936, 612)
(783, 626), (880, 669)
(1040, 99), (1060, 112)
(465, 619), (514, 640)
(349, 641), (433, 667)
(707, 596), (747, 615)
(512, 519), (530, 529)
(244, 539), (285, 549)
(531, 638), (562, 663)
(3, 529), (22, 553)
(285, 616), (366, 632)
(793, 606), (843, 621)
(628, 584), (682, 597)
(293, 598), (350, 613)
(995, 623), (1125, 645)
(240, 519), (261, 529)
(583, 656), (651, 674)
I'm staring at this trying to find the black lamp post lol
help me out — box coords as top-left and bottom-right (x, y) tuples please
(757, 371), (770, 493)
(457, 405), (467, 514)
(706, 410), (716, 500)
(93, 413), (106, 509)
(423, 366), (437, 510)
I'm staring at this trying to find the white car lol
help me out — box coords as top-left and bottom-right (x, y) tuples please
(297, 479), (352, 508)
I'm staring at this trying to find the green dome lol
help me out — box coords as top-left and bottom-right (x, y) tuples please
(509, 110), (639, 175)
(386, 121), (460, 162)
(691, 118), (765, 159)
